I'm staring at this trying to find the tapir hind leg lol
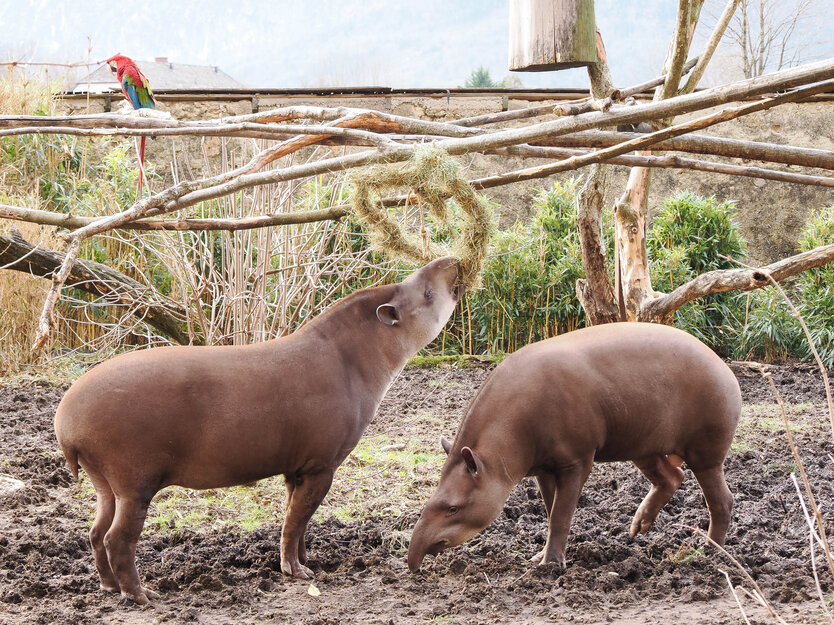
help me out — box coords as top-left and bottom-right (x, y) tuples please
(540, 460), (593, 568)
(691, 464), (733, 546)
(629, 454), (685, 538)
(104, 494), (159, 605)
(281, 470), (334, 579)
(81, 463), (119, 593)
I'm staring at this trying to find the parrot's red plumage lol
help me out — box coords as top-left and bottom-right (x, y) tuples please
(106, 54), (156, 194)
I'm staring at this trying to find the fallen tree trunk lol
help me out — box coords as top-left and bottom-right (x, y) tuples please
(0, 229), (196, 345)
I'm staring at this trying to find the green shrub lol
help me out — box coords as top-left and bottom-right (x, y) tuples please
(796, 206), (834, 367)
(733, 205), (834, 366)
(648, 192), (747, 354)
(434, 179), (590, 354)
(648, 192), (746, 272)
(734, 288), (802, 362)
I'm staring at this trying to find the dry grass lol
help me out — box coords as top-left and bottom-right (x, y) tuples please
(0, 222), (58, 373)
(0, 66), (406, 367)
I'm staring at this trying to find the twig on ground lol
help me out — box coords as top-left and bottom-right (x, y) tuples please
(721, 568), (752, 625)
(692, 527), (788, 624)
(791, 473), (834, 623)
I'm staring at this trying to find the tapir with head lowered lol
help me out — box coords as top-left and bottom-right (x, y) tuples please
(55, 257), (463, 604)
(408, 322), (741, 572)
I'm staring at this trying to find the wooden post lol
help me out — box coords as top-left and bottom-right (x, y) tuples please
(509, 0), (598, 71)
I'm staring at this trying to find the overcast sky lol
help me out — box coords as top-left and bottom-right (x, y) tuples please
(2, 0), (832, 90)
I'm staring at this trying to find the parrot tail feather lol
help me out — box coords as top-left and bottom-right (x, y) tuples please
(138, 136), (146, 195)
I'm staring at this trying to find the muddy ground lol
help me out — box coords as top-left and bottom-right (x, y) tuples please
(1, 361), (833, 624)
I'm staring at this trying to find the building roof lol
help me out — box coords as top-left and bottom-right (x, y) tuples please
(72, 58), (247, 93)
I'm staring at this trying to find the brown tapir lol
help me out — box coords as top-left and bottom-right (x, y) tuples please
(408, 322), (741, 572)
(55, 257), (463, 604)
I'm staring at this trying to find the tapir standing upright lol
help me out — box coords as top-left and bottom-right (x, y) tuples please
(408, 322), (741, 572)
(55, 257), (463, 604)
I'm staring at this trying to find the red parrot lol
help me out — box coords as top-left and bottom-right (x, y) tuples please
(106, 54), (156, 193)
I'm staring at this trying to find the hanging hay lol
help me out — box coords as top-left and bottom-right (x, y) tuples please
(349, 146), (493, 288)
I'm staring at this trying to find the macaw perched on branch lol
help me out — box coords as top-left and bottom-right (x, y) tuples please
(106, 54), (156, 193)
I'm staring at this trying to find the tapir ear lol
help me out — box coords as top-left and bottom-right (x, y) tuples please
(439, 435), (452, 455)
(376, 303), (400, 326)
(461, 446), (481, 475)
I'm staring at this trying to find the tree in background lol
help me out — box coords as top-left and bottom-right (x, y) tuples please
(718, 0), (817, 78)
(462, 66), (524, 88)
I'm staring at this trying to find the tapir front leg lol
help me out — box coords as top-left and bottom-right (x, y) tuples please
(540, 460), (592, 568)
(284, 476), (308, 564)
(530, 474), (556, 564)
(281, 469), (334, 579)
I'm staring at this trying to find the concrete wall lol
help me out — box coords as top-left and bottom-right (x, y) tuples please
(60, 90), (834, 264)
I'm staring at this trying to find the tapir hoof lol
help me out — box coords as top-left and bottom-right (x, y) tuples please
(531, 548), (566, 569)
(121, 587), (159, 605)
(629, 517), (654, 538)
(282, 561), (314, 580)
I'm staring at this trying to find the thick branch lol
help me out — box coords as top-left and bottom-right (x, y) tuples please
(0, 106), (479, 139)
(4, 58), (831, 166)
(587, 29), (616, 99)
(642, 243), (834, 322)
(463, 77), (834, 189)
(536, 130), (834, 170)
(658, 0), (697, 101)
(0, 229), (195, 345)
(5, 143), (830, 237)
(487, 146), (834, 186)
(575, 166), (620, 324)
(0, 203), (350, 232)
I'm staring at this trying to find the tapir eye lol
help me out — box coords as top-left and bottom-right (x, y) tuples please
(448, 505), (459, 515)
(425, 288), (434, 300)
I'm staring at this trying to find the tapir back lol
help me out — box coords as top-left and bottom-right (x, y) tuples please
(460, 322), (741, 471)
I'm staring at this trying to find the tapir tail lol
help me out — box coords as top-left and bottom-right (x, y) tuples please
(60, 443), (79, 480)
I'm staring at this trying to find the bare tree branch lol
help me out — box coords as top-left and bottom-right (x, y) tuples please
(643, 243), (834, 322)
(536, 130), (834, 170)
(0, 203), (351, 232)
(464, 78), (834, 189)
(488, 146), (834, 187)
(658, 0), (697, 101)
(682, 0), (742, 93)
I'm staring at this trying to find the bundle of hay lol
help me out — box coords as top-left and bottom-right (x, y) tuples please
(349, 146), (493, 288)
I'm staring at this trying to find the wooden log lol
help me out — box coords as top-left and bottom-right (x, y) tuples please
(535, 131), (834, 170)
(509, 0), (597, 71)
(488, 146), (834, 187)
(642, 243), (834, 323)
(0, 229), (196, 345)
(0, 203), (350, 232)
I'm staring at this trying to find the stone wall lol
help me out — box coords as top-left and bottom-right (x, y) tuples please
(59, 90), (834, 264)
